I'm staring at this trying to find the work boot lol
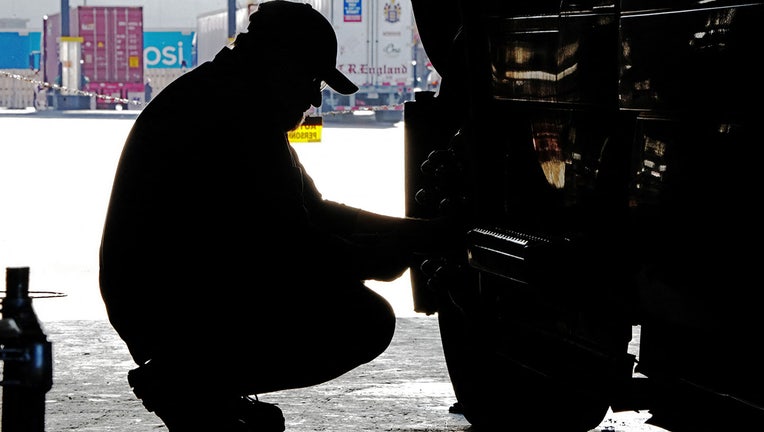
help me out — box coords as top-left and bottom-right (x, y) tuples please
(237, 395), (286, 432)
(127, 364), (285, 432)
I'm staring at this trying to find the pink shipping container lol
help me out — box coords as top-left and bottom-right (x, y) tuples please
(44, 6), (144, 108)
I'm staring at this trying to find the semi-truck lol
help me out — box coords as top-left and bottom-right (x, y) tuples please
(404, 0), (764, 430)
(193, 0), (419, 122)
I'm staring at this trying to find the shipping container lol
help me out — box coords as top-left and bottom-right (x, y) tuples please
(44, 6), (144, 109)
(0, 31), (41, 70)
(142, 30), (195, 100)
(143, 31), (194, 70)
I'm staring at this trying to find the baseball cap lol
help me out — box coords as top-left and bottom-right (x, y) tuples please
(247, 1), (358, 95)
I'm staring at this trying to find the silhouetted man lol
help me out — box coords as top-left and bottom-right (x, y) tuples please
(99, 1), (452, 431)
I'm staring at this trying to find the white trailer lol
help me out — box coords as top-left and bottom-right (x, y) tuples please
(193, 4), (255, 66)
(313, 0), (416, 122)
(195, 0), (417, 122)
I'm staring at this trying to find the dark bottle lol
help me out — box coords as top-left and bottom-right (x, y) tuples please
(1, 267), (53, 432)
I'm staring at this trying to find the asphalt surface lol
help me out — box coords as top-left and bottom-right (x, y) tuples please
(0, 317), (669, 432)
(38, 317), (470, 432)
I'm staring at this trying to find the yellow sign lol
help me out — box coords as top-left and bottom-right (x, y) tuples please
(288, 116), (323, 143)
(129, 56), (140, 68)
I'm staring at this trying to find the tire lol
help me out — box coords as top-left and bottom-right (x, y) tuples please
(437, 296), (610, 431)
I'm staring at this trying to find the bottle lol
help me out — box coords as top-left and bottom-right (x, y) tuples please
(1, 267), (52, 432)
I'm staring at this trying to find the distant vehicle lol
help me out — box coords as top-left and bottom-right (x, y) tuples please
(192, 4), (254, 69)
(311, 0), (417, 123)
(404, 1), (764, 431)
(193, 0), (419, 123)
(425, 65), (440, 93)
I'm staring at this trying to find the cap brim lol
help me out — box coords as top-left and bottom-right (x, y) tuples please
(322, 68), (359, 95)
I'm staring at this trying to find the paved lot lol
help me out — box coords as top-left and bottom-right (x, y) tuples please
(40, 317), (468, 432)
(0, 317), (667, 432)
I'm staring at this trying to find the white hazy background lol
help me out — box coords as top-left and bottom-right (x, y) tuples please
(0, 113), (417, 323)
(1, 0), (228, 30)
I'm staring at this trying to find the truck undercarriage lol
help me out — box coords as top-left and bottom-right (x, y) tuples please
(403, 1), (764, 430)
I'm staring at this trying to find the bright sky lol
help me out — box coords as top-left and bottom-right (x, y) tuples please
(0, 0), (236, 30)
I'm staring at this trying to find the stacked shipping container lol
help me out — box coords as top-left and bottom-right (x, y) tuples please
(44, 6), (144, 108)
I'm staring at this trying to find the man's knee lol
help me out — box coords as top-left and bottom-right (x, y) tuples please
(356, 300), (396, 363)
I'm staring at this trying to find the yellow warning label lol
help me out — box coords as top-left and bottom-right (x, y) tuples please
(288, 116), (323, 143)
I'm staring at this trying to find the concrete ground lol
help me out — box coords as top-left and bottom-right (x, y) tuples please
(6, 317), (667, 432)
(41, 317), (467, 432)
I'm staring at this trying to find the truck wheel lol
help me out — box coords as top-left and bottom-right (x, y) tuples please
(437, 298), (609, 431)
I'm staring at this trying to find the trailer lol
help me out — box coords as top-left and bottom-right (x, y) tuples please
(44, 6), (144, 110)
(192, 4), (255, 67)
(315, 0), (416, 122)
(193, 0), (418, 122)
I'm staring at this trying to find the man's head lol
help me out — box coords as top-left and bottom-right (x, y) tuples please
(237, 1), (357, 95)
(232, 1), (358, 131)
